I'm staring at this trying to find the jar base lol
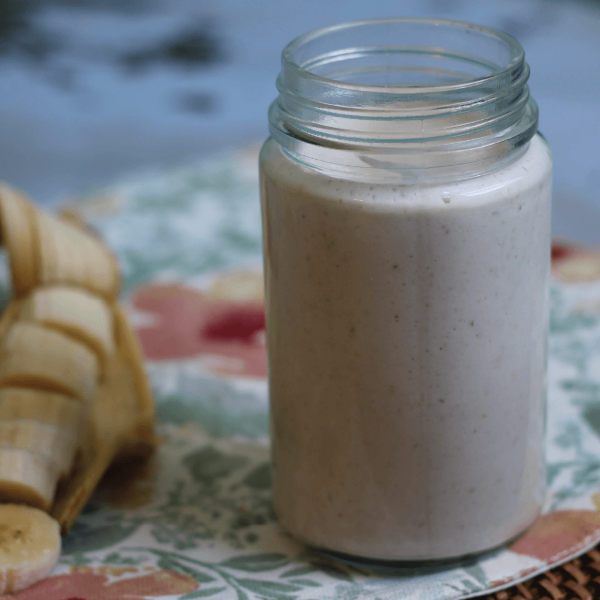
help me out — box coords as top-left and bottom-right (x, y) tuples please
(295, 516), (539, 572)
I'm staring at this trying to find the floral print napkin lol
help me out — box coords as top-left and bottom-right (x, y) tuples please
(6, 146), (600, 600)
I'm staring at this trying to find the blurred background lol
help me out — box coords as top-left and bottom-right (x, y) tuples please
(0, 0), (598, 242)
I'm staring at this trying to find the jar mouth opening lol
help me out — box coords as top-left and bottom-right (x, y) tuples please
(281, 18), (524, 95)
(270, 18), (538, 182)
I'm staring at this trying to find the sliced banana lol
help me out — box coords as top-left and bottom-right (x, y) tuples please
(20, 285), (115, 371)
(0, 181), (155, 594)
(0, 388), (85, 432)
(0, 185), (37, 296)
(0, 504), (61, 594)
(0, 322), (99, 402)
(35, 210), (120, 300)
(0, 183), (121, 300)
(0, 449), (59, 510)
(0, 421), (78, 476)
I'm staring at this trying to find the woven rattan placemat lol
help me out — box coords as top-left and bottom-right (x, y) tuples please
(487, 548), (600, 600)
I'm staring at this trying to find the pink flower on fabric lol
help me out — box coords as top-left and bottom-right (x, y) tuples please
(0, 569), (199, 600)
(132, 282), (267, 378)
(509, 510), (600, 562)
(551, 242), (600, 283)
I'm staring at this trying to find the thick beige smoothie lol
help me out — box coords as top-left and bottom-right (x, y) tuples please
(260, 133), (552, 561)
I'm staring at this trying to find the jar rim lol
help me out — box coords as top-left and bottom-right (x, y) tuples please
(281, 17), (525, 95)
(270, 17), (538, 183)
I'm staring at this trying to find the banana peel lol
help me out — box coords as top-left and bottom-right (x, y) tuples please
(0, 183), (156, 534)
(51, 305), (156, 533)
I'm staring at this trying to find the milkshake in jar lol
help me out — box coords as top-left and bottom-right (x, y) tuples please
(259, 19), (552, 562)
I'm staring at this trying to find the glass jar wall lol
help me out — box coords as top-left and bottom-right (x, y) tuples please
(260, 18), (552, 562)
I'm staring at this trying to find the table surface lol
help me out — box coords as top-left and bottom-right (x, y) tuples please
(0, 0), (599, 244)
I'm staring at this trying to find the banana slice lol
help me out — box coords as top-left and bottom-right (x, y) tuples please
(0, 449), (59, 510)
(0, 421), (78, 476)
(0, 185), (37, 296)
(20, 285), (115, 371)
(0, 322), (99, 402)
(0, 388), (85, 432)
(0, 183), (121, 299)
(35, 210), (120, 300)
(0, 504), (61, 594)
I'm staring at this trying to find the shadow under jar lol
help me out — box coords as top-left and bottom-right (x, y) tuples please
(259, 18), (552, 562)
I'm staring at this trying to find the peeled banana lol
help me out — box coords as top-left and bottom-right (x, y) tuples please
(0, 185), (37, 296)
(19, 285), (115, 372)
(35, 210), (120, 300)
(0, 183), (120, 300)
(0, 504), (61, 594)
(0, 182), (155, 593)
(0, 449), (59, 510)
(0, 420), (78, 475)
(0, 388), (85, 432)
(0, 322), (99, 402)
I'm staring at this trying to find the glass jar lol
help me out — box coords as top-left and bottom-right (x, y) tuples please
(259, 18), (551, 562)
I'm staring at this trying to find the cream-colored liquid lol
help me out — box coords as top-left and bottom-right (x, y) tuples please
(260, 134), (552, 561)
